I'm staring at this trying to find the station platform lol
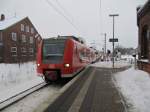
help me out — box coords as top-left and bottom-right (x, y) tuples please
(44, 66), (129, 112)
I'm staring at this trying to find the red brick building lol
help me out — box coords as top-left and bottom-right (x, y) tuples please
(0, 14), (42, 63)
(137, 1), (150, 73)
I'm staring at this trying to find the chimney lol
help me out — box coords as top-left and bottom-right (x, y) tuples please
(0, 14), (5, 21)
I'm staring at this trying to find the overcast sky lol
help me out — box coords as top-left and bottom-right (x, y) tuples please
(0, 0), (148, 50)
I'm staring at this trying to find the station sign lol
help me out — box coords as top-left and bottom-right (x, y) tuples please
(109, 38), (118, 42)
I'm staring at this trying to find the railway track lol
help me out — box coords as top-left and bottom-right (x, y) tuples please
(0, 82), (47, 111)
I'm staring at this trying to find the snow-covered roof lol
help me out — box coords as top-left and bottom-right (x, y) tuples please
(138, 0), (150, 15)
(0, 16), (27, 30)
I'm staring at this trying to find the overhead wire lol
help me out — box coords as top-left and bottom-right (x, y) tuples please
(54, 0), (74, 22)
(99, 0), (103, 34)
(45, 0), (83, 36)
(98, 0), (104, 49)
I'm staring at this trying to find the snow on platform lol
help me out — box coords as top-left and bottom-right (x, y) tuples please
(91, 60), (131, 68)
(114, 67), (150, 112)
(0, 62), (43, 102)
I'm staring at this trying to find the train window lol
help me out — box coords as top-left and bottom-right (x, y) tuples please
(43, 44), (64, 56)
(75, 45), (78, 54)
(79, 49), (88, 61)
(42, 43), (65, 64)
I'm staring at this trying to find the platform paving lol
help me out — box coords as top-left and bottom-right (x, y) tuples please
(45, 66), (129, 112)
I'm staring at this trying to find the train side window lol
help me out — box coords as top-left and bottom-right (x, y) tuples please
(79, 51), (83, 59)
(75, 45), (78, 54)
(79, 50), (86, 61)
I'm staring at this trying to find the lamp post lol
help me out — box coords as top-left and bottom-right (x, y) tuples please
(109, 14), (119, 68)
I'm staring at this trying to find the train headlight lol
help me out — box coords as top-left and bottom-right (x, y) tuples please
(64, 64), (70, 67)
(37, 64), (40, 66)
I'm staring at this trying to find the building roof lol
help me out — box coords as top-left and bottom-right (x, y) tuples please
(137, 0), (150, 16)
(0, 16), (27, 30)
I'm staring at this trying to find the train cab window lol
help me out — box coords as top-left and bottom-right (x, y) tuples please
(79, 52), (84, 58)
(43, 44), (64, 56)
(42, 42), (65, 64)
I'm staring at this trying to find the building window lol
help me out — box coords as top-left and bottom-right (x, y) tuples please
(29, 36), (33, 44)
(31, 28), (34, 34)
(11, 32), (17, 41)
(26, 26), (29, 32)
(21, 24), (24, 31)
(29, 48), (34, 53)
(21, 47), (27, 53)
(22, 34), (26, 43)
(29, 48), (34, 56)
(11, 47), (17, 56)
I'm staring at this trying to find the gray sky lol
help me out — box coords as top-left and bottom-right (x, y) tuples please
(0, 0), (148, 50)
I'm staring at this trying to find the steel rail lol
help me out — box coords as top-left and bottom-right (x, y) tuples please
(0, 82), (47, 111)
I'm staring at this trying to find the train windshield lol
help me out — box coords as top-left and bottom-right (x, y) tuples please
(42, 40), (66, 64)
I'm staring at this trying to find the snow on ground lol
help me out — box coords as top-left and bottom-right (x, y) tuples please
(121, 55), (135, 60)
(91, 60), (131, 68)
(1, 85), (60, 112)
(114, 67), (150, 112)
(0, 62), (43, 102)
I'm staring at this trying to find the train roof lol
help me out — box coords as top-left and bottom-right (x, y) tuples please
(44, 36), (86, 44)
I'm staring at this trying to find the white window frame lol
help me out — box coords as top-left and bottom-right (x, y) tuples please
(22, 54), (26, 56)
(21, 24), (24, 31)
(31, 28), (34, 34)
(11, 32), (17, 41)
(22, 34), (26, 43)
(11, 47), (17, 56)
(21, 47), (27, 53)
(29, 36), (33, 44)
(26, 26), (30, 32)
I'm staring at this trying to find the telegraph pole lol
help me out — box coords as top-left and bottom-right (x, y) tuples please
(101, 33), (107, 61)
(104, 33), (106, 55)
(109, 14), (119, 68)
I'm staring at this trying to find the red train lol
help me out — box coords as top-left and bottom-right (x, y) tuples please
(36, 36), (98, 82)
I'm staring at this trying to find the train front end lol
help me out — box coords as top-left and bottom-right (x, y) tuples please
(36, 38), (73, 82)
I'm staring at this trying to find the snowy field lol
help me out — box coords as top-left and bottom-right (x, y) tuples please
(114, 67), (150, 112)
(0, 62), (43, 102)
